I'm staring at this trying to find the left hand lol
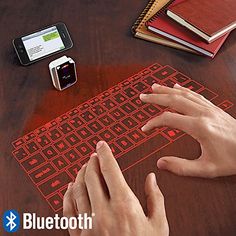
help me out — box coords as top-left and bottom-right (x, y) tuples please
(63, 141), (169, 236)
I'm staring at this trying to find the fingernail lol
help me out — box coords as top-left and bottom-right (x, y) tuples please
(96, 141), (105, 150)
(174, 83), (181, 88)
(90, 153), (97, 158)
(150, 173), (157, 186)
(152, 83), (161, 89)
(157, 159), (168, 169)
(141, 125), (147, 132)
(140, 94), (148, 99)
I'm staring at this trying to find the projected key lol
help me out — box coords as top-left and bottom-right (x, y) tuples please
(38, 172), (72, 197)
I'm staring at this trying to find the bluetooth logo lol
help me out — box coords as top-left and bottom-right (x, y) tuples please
(3, 210), (20, 233)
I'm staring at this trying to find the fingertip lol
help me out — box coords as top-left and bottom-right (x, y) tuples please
(145, 173), (159, 197)
(139, 93), (148, 100)
(90, 152), (97, 158)
(96, 141), (113, 155)
(147, 172), (157, 186)
(96, 140), (105, 150)
(157, 158), (169, 170)
(151, 83), (161, 90)
(174, 83), (181, 88)
(141, 125), (148, 132)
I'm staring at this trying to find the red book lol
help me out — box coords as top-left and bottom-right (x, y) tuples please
(167, 0), (236, 43)
(146, 0), (229, 58)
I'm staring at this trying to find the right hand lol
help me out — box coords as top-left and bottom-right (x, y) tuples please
(140, 83), (236, 178)
(63, 141), (169, 236)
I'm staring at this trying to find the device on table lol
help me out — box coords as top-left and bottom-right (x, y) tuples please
(12, 63), (233, 212)
(49, 56), (77, 91)
(13, 23), (73, 66)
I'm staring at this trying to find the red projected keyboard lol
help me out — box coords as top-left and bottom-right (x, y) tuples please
(12, 63), (234, 212)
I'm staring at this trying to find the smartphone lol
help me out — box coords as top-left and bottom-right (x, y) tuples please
(13, 23), (73, 66)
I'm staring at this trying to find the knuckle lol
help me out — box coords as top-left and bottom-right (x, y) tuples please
(113, 194), (135, 210)
(197, 117), (214, 135)
(84, 168), (93, 183)
(161, 111), (171, 119)
(204, 164), (218, 178)
(161, 111), (172, 124)
(148, 189), (165, 205)
(197, 93), (205, 100)
(155, 189), (165, 201)
(195, 119), (212, 138)
(63, 189), (72, 200)
(100, 163), (111, 175)
(203, 107), (213, 116)
(170, 94), (180, 104)
(199, 107), (215, 118)
(181, 90), (192, 98)
(175, 165), (185, 176)
(73, 183), (85, 198)
(63, 203), (73, 217)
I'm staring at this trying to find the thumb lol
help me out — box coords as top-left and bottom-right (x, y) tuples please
(157, 156), (216, 178)
(63, 183), (80, 236)
(145, 173), (167, 222)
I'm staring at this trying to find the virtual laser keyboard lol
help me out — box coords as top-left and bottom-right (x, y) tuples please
(12, 63), (234, 212)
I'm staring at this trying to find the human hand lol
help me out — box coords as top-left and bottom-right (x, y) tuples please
(63, 141), (169, 236)
(140, 83), (236, 178)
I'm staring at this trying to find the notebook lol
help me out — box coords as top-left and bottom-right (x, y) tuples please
(146, 0), (229, 58)
(131, 0), (195, 53)
(167, 0), (236, 43)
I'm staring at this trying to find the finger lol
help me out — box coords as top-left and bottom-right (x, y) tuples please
(96, 141), (132, 199)
(173, 84), (216, 107)
(145, 173), (167, 223)
(85, 153), (108, 211)
(157, 156), (217, 178)
(140, 93), (203, 116)
(73, 164), (91, 215)
(63, 183), (80, 236)
(151, 83), (213, 107)
(141, 111), (198, 139)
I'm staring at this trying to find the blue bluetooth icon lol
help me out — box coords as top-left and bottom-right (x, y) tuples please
(3, 210), (20, 233)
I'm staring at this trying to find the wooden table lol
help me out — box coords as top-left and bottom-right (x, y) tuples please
(0, 0), (236, 235)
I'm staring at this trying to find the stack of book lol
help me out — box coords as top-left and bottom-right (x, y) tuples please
(132, 0), (236, 58)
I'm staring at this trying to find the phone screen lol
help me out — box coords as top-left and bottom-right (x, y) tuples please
(22, 26), (65, 61)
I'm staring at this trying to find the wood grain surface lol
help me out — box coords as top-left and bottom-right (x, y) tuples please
(0, 1), (236, 235)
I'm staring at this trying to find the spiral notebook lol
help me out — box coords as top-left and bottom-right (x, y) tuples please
(131, 0), (194, 53)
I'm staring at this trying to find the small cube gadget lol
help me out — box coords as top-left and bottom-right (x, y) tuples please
(49, 56), (77, 91)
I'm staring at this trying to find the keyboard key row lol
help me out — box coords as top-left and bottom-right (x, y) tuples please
(14, 106), (164, 157)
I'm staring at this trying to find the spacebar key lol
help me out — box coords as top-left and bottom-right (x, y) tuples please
(38, 172), (72, 197)
(118, 133), (170, 171)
